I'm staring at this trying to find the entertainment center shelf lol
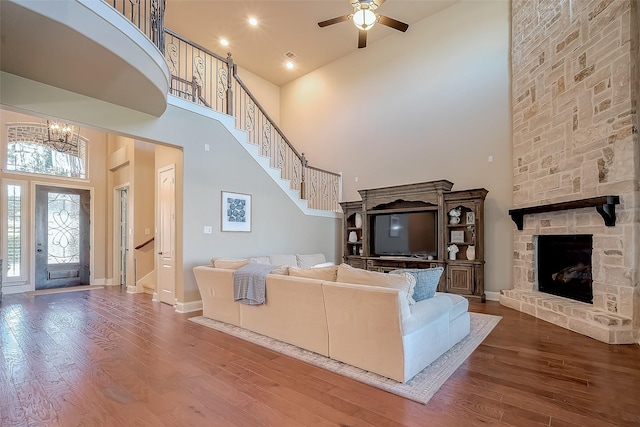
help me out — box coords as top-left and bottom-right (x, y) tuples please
(340, 181), (488, 301)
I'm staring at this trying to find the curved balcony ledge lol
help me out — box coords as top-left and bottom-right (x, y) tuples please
(0, 0), (170, 117)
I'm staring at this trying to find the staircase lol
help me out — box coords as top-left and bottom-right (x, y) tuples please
(105, 0), (342, 214)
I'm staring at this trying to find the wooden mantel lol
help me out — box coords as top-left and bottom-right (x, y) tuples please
(508, 195), (620, 230)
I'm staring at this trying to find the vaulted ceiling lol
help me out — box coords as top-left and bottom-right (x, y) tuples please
(164, 0), (459, 86)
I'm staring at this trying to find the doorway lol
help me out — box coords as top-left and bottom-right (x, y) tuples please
(157, 165), (176, 305)
(35, 185), (90, 290)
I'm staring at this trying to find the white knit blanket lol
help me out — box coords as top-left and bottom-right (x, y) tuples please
(233, 263), (275, 305)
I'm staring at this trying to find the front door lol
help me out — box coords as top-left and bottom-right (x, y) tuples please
(157, 165), (176, 305)
(35, 185), (90, 290)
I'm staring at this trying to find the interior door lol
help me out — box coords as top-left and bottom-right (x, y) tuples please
(35, 185), (90, 290)
(157, 165), (176, 305)
(116, 187), (128, 287)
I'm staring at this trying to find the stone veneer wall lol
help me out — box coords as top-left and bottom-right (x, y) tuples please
(504, 0), (639, 343)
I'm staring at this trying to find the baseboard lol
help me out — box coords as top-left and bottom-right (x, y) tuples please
(485, 291), (500, 302)
(2, 283), (33, 295)
(126, 285), (140, 294)
(175, 300), (203, 313)
(92, 278), (113, 286)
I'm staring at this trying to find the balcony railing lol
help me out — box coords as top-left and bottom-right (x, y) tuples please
(104, 1), (341, 212)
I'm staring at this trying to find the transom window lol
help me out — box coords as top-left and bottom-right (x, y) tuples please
(6, 123), (87, 179)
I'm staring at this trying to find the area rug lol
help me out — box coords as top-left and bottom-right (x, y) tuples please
(189, 312), (501, 405)
(26, 285), (105, 296)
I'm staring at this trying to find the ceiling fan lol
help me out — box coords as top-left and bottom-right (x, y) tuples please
(318, 0), (409, 49)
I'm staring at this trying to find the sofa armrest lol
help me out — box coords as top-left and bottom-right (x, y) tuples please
(193, 266), (240, 326)
(322, 282), (407, 382)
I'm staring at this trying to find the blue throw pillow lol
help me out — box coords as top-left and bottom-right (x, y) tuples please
(390, 267), (443, 301)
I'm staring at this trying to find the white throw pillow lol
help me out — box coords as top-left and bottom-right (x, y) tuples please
(296, 253), (327, 268)
(312, 261), (335, 268)
(249, 256), (271, 264)
(268, 254), (298, 267)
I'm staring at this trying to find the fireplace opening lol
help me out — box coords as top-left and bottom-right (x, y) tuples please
(536, 234), (593, 304)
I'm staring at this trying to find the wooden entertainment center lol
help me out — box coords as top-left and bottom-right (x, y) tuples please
(340, 180), (488, 301)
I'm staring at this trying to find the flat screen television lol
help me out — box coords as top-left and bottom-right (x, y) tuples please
(370, 211), (437, 257)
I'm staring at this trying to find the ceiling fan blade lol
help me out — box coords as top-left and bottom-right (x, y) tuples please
(318, 15), (350, 27)
(358, 30), (367, 48)
(374, 0), (387, 6)
(378, 15), (409, 32)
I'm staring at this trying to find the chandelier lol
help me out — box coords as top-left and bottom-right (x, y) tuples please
(44, 120), (79, 153)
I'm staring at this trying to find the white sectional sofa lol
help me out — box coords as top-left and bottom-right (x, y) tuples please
(193, 259), (470, 383)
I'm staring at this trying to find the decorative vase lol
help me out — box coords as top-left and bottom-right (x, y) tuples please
(466, 245), (476, 261)
(355, 213), (363, 228)
(348, 231), (358, 243)
(449, 216), (460, 225)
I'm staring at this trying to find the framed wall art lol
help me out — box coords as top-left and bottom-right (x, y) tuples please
(221, 191), (251, 232)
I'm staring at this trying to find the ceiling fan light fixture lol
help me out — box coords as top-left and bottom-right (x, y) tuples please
(352, 8), (377, 31)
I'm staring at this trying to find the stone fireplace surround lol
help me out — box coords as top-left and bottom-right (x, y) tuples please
(508, 0), (640, 344)
(500, 203), (634, 344)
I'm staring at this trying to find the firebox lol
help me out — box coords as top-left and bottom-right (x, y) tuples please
(536, 234), (593, 304)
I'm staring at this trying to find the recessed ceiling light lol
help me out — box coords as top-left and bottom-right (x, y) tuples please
(286, 61), (294, 70)
(220, 38), (229, 46)
(249, 17), (258, 26)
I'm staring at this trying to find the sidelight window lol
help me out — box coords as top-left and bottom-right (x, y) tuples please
(3, 181), (27, 282)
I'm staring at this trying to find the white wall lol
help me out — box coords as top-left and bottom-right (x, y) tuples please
(1, 72), (339, 303)
(280, 1), (513, 294)
(237, 65), (280, 124)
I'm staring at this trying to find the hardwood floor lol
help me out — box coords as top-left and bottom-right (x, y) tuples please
(1, 287), (639, 427)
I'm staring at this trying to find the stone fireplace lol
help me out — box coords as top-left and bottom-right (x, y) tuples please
(503, 0), (639, 344)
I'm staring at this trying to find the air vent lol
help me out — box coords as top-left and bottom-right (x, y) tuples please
(285, 51), (297, 59)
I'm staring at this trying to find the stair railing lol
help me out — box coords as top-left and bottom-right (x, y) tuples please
(103, 2), (341, 211)
(163, 30), (341, 212)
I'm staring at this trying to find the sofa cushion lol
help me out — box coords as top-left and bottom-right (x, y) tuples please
(289, 265), (338, 281)
(269, 255), (298, 267)
(270, 265), (289, 275)
(296, 253), (327, 268)
(390, 267), (443, 302)
(249, 256), (271, 265)
(403, 294), (454, 335)
(212, 258), (250, 270)
(434, 292), (469, 321)
(336, 263), (416, 305)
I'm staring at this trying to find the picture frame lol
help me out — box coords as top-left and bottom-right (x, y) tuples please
(451, 230), (465, 243)
(221, 191), (251, 232)
(466, 211), (475, 225)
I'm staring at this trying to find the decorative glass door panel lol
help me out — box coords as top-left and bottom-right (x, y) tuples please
(35, 185), (90, 290)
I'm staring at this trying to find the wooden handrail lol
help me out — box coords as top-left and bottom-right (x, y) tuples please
(164, 28), (227, 62)
(231, 66), (341, 180)
(135, 237), (155, 250)
(163, 28), (342, 211)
